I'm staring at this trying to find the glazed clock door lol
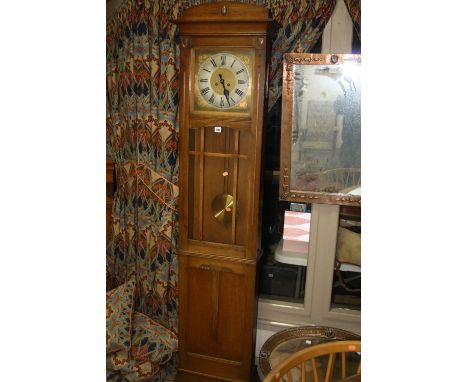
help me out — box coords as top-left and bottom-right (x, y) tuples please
(187, 124), (251, 248)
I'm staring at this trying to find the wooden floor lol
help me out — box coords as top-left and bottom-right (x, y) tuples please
(173, 369), (261, 382)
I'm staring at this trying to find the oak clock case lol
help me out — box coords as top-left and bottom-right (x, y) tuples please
(174, 2), (273, 382)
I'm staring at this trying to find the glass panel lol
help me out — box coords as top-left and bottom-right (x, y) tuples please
(259, 200), (311, 304)
(259, 262), (307, 304)
(188, 126), (250, 246)
(282, 61), (362, 202)
(189, 128), (200, 151)
(204, 125), (236, 154)
(188, 128), (202, 240)
(234, 129), (250, 246)
(238, 129), (251, 156)
(330, 206), (361, 311)
(235, 157), (248, 246)
(188, 154), (200, 240)
(289, 56), (361, 196)
(202, 156), (236, 244)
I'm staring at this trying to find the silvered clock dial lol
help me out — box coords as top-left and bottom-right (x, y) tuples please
(196, 52), (250, 110)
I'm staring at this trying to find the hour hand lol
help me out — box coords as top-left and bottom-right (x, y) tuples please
(219, 74), (230, 105)
(223, 89), (230, 105)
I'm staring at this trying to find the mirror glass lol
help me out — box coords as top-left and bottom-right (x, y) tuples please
(282, 55), (361, 204)
(291, 61), (361, 194)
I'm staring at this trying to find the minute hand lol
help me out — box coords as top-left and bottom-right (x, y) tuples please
(219, 74), (230, 106)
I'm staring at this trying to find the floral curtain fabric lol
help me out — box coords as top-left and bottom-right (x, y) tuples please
(107, 0), (180, 333)
(267, 0), (336, 109)
(106, 0), (336, 335)
(106, 0), (139, 294)
(343, 0), (360, 39)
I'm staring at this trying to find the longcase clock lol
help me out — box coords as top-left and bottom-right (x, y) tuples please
(173, 2), (274, 381)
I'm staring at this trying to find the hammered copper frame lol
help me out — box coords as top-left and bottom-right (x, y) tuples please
(280, 53), (361, 206)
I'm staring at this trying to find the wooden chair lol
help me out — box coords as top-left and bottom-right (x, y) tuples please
(262, 340), (361, 382)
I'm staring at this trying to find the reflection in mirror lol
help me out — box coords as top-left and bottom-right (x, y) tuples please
(282, 54), (361, 204)
(292, 61), (360, 194)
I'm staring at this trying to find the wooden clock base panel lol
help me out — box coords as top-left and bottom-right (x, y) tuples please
(174, 370), (216, 382)
(175, 369), (260, 382)
(177, 254), (258, 382)
(175, 370), (228, 382)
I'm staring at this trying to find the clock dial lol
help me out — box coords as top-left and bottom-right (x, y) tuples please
(197, 52), (250, 110)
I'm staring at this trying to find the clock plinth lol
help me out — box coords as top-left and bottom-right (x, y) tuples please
(173, 2), (274, 381)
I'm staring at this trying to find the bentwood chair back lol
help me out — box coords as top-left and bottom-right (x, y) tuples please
(262, 340), (361, 382)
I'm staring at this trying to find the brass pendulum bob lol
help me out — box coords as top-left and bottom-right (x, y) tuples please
(211, 193), (235, 223)
(212, 164), (238, 223)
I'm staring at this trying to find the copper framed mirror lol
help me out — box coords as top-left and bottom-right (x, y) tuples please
(279, 53), (361, 206)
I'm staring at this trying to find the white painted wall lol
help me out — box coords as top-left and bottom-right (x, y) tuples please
(322, 0), (354, 54)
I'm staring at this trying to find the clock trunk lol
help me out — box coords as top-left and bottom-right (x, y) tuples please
(174, 2), (275, 381)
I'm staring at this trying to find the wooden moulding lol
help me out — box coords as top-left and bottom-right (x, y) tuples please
(179, 248), (257, 266)
(174, 2), (277, 38)
(173, 1), (272, 26)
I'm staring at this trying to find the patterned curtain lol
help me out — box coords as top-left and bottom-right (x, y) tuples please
(344, 0), (360, 39)
(107, 0), (180, 333)
(106, 0), (336, 334)
(267, 0), (336, 109)
(107, 1), (140, 292)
